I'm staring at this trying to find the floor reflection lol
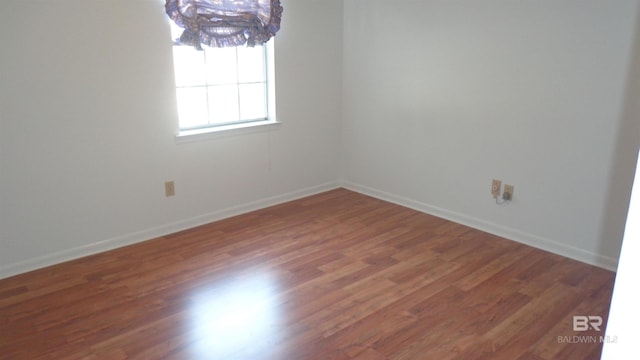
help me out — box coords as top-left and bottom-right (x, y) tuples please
(187, 271), (285, 359)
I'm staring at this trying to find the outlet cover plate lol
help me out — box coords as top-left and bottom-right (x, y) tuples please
(503, 184), (514, 200)
(165, 181), (175, 197)
(491, 179), (502, 199)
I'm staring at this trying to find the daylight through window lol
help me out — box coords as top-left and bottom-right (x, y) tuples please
(169, 24), (273, 132)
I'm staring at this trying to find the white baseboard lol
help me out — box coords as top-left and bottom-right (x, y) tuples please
(342, 181), (619, 271)
(0, 182), (341, 280)
(1, 180), (617, 280)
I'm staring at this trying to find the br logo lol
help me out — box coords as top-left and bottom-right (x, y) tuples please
(573, 315), (603, 331)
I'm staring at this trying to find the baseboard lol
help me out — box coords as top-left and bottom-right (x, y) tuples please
(0, 182), (341, 280)
(342, 181), (619, 271)
(1, 180), (617, 280)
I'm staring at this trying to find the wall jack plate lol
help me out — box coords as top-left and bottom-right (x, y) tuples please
(165, 181), (175, 197)
(491, 179), (502, 199)
(503, 184), (514, 201)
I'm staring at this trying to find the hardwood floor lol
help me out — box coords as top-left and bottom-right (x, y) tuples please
(0, 189), (615, 359)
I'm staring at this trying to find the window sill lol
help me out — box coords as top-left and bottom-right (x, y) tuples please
(175, 120), (281, 144)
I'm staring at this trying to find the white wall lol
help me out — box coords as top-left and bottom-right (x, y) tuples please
(0, 0), (343, 278)
(342, 0), (640, 270)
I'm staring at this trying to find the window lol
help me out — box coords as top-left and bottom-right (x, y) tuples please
(169, 23), (276, 136)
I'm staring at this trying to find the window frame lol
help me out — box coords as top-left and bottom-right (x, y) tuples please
(171, 40), (278, 142)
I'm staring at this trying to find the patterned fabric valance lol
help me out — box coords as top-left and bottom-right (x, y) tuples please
(165, 0), (283, 49)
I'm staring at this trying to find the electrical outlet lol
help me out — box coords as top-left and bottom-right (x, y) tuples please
(503, 184), (514, 201)
(165, 181), (175, 197)
(491, 179), (502, 199)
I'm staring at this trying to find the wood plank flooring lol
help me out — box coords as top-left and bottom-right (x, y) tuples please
(0, 189), (615, 359)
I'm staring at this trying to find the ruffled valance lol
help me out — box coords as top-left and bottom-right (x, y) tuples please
(165, 0), (283, 49)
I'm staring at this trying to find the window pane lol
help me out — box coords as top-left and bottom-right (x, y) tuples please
(169, 27), (273, 131)
(176, 87), (209, 129)
(206, 47), (238, 85)
(239, 83), (267, 120)
(208, 85), (240, 124)
(172, 47), (207, 87)
(237, 46), (266, 84)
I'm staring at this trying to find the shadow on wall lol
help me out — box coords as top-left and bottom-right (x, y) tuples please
(600, 3), (640, 268)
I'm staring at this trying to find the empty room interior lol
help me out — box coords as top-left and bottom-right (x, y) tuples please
(1, 0), (640, 359)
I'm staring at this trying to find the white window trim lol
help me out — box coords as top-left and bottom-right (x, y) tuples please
(174, 40), (277, 142)
(175, 119), (280, 144)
